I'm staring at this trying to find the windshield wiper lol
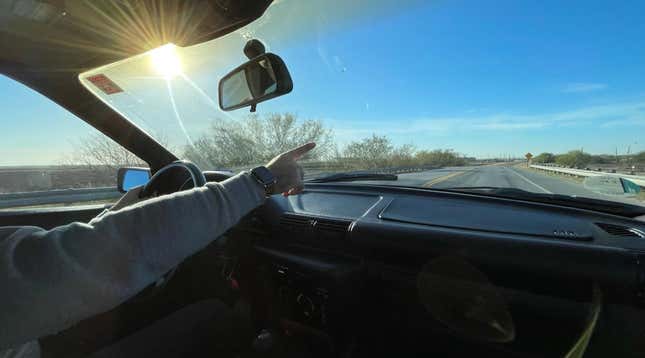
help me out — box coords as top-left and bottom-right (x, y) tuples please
(441, 187), (645, 217)
(306, 172), (398, 183)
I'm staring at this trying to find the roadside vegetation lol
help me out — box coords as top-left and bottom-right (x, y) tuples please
(532, 150), (645, 171)
(0, 113), (468, 194)
(529, 149), (645, 203)
(182, 113), (466, 172)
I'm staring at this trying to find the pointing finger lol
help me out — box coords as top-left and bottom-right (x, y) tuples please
(285, 142), (316, 160)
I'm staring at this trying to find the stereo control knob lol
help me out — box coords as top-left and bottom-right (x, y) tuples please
(296, 293), (315, 320)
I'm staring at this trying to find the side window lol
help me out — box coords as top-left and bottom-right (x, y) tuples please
(0, 76), (144, 211)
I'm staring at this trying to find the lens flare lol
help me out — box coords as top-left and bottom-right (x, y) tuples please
(149, 44), (182, 79)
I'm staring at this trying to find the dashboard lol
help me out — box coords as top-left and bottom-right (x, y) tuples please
(256, 183), (645, 285)
(236, 183), (645, 357)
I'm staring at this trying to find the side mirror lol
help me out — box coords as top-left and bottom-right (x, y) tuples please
(621, 178), (642, 194)
(117, 167), (151, 193)
(218, 53), (293, 111)
(583, 176), (641, 197)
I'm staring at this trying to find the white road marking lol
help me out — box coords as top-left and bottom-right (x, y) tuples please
(507, 167), (552, 194)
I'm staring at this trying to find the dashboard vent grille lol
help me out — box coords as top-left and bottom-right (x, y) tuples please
(280, 214), (313, 229)
(596, 223), (645, 238)
(279, 213), (352, 234)
(314, 217), (352, 233)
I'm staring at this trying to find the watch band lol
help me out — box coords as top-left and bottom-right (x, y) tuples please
(250, 166), (276, 196)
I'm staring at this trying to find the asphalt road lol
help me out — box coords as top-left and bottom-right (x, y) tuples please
(394, 165), (644, 206)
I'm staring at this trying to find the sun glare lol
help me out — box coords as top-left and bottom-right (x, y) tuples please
(149, 44), (182, 79)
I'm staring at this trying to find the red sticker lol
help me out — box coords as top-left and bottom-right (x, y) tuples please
(86, 74), (123, 95)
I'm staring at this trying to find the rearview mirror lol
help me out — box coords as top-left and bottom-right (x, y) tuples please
(117, 167), (151, 193)
(218, 53), (293, 111)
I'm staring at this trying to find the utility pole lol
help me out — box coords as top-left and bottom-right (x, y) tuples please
(615, 146), (619, 165)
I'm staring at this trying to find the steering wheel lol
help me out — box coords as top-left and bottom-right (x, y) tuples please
(134, 160), (207, 300)
(140, 160), (206, 198)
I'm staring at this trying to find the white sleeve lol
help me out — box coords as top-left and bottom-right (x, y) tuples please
(0, 172), (265, 350)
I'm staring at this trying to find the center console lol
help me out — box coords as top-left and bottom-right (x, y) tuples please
(252, 244), (364, 355)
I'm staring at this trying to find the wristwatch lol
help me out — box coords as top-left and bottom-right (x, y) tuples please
(250, 166), (276, 196)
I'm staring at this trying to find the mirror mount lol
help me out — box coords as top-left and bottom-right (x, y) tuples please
(244, 39), (267, 113)
(244, 39), (266, 59)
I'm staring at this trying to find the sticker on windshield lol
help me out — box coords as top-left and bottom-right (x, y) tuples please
(85, 74), (123, 95)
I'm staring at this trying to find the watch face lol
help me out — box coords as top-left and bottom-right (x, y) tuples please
(253, 166), (275, 185)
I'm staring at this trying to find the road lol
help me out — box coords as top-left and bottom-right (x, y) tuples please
(394, 165), (644, 206)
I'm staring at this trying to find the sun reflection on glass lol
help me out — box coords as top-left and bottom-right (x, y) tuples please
(149, 44), (182, 79)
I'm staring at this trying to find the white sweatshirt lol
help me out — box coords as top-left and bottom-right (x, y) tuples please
(0, 173), (265, 354)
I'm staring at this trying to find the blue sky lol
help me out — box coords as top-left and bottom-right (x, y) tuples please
(0, 76), (98, 166)
(2, 0), (645, 165)
(256, 0), (645, 158)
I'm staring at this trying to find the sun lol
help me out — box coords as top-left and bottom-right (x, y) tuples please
(149, 44), (182, 79)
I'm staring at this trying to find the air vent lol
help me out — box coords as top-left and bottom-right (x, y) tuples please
(279, 213), (352, 234)
(279, 213), (313, 229)
(596, 223), (645, 238)
(314, 217), (352, 233)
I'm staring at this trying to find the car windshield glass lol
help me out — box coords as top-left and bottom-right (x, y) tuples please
(80, 0), (645, 208)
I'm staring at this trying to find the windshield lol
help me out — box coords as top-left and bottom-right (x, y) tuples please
(80, 0), (645, 207)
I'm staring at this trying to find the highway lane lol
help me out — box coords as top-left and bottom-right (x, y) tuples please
(436, 165), (645, 205)
(395, 165), (644, 206)
(431, 165), (553, 193)
(394, 166), (475, 187)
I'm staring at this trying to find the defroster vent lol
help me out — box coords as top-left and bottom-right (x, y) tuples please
(596, 223), (645, 238)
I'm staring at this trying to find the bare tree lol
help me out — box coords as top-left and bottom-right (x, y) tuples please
(389, 144), (417, 167)
(48, 134), (150, 189)
(415, 149), (465, 167)
(342, 134), (394, 169)
(70, 134), (147, 170)
(184, 113), (335, 169)
(64, 134), (148, 187)
(340, 135), (465, 169)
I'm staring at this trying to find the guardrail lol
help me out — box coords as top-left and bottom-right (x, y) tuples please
(226, 162), (443, 179)
(530, 164), (645, 187)
(0, 164), (448, 209)
(0, 187), (120, 209)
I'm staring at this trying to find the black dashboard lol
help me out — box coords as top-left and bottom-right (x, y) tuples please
(256, 183), (645, 286)
(237, 183), (645, 357)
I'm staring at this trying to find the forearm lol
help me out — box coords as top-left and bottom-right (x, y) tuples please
(0, 173), (265, 350)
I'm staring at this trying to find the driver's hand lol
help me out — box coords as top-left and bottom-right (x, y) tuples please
(266, 142), (316, 196)
(110, 185), (144, 211)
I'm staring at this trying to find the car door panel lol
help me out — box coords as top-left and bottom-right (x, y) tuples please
(0, 205), (108, 230)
